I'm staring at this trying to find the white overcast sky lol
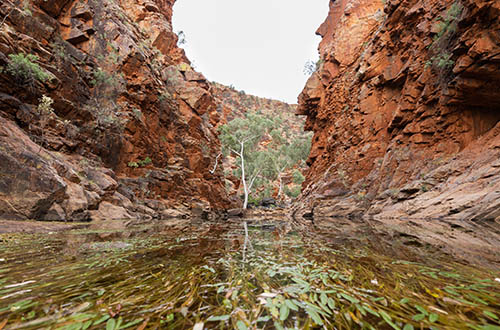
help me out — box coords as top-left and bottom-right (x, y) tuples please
(172, 0), (329, 104)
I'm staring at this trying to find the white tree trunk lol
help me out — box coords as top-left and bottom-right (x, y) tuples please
(240, 142), (249, 209)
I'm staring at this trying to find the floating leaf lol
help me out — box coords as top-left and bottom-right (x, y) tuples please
(106, 318), (116, 330)
(483, 311), (499, 320)
(280, 305), (290, 321)
(339, 293), (360, 304)
(379, 311), (400, 330)
(285, 299), (299, 311)
(256, 316), (271, 322)
(305, 307), (323, 325)
(236, 320), (247, 330)
(414, 305), (428, 316)
(207, 315), (230, 322)
(120, 319), (144, 329)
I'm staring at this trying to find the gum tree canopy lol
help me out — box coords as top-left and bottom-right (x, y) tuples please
(218, 112), (311, 209)
(219, 112), (274, 209)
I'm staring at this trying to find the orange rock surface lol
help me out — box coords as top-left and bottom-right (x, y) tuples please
(295, 0), (500, 262)
(0, 0), (234, 221)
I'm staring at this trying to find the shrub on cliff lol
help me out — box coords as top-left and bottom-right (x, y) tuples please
(6, 53), (49, 87)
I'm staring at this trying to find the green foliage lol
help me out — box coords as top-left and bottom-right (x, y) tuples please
(6, 53), (49, 86)
(127, 157), (152, 169)
(219, 110), (311, 205)
(426, 1), (463, 73)
(292, 170), (305, 185)
(219, 112), (276, 207)
(22, 0), (32, 16)
(303, 59), (324, 76)
(284, 185), (302, 198)
(90, 68), (115, 87)
(127, 162), (139, 168)
(138, 157), (152, 167)
(132, 108), (143, 121)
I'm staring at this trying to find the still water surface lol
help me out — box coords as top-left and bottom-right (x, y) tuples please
(0, 218), (499, 329)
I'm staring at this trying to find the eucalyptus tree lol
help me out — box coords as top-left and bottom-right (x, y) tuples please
(218, 112), (274, 209)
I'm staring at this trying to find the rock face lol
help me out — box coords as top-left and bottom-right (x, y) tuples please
(295, 0), (500, 261)
(0, 0), (234, 221)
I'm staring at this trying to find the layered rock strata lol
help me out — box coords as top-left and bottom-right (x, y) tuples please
(295, 0), (500, 264)
(0, 0), (234, 221)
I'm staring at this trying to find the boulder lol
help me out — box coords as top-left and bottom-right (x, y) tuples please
(0, 120), (67, 220)
(89, 202), (135, 221)
(227, 208), (244, 217)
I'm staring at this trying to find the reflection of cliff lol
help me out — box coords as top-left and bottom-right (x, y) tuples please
(0, 0), (234, 221)
(293, 0), (500, 262)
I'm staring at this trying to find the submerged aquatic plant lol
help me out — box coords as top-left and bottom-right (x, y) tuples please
(0, 223), (499, 329)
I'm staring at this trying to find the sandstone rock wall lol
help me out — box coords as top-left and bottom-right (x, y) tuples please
(0, 0), (234, 221)
(297, 0), (500, 221)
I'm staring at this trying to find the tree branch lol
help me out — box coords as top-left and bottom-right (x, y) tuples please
(248, 168), (262, 191)
(209, 153), (222, 174)
(229, 148), (241, 157)
(0, 0), (17, 28)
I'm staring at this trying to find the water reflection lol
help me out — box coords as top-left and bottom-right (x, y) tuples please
(0, 217), (499, 329)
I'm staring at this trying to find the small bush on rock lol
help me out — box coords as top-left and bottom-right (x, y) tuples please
(7, 53), (49, 87)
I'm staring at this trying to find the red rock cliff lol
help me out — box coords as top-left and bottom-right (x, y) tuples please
(0, 0), (234, 221)
(295, 0), (500, 262)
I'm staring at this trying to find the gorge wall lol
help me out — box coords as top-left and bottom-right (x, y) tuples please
(0, 0), (236, 222)
(296, 0), (500, 263)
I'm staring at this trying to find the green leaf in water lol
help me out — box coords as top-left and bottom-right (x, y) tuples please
(93, 315), (110, 325)
(339, 293), (360, 304)
(429, 313), (439, 323)
(236, 320), (248, 330)
(305, 307), (323, 325)
(483, 311), (499, 320)
(274, 321), (285, 330)
(412, 314), (426, 322)
(202, 265), (215, 273)
(207, 315), (230, 322)
(82, 320), (93, 330)
(379, 310), (400, 330)
(284, 299), (299, 311)
(106, 318), (116, 330)
(414, 305), (428, 316)
(280, 305), (290, 321)
(399, 298), (410, 304)
(120, 319), (144, 329)
(320, 292), (328, 305)
(327, 298), (336, 310)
